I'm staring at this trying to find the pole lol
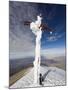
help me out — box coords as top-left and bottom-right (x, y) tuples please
(33, 29), (42, 84)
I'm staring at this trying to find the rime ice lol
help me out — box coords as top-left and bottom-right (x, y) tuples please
(30, 15), (42, 84)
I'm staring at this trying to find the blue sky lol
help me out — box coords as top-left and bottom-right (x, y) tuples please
(37, 4), (66, 49)
(9, 1), (66, 59)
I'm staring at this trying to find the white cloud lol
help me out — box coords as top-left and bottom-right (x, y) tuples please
(46, 33), (63, 42)
(9, 1), (38, 59)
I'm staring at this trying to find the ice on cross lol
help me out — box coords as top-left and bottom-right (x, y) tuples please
(30, 15), (42, 84)
(30, 15), (42, 36)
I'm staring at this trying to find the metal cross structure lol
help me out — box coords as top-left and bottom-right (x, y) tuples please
(24, 14), (52, 85)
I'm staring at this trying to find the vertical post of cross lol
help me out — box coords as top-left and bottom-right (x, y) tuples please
(32, 15), (42, 84)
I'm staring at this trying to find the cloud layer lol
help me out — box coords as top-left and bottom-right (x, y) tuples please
(9, 1), (39, 59)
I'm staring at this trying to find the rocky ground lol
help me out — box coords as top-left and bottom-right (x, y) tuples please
(10, 66), (66, 89)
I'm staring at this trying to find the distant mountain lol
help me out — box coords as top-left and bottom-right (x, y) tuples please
(10, 57), (34, 76)
(53, 55), (66, 61)
(10, 55), (66, 76)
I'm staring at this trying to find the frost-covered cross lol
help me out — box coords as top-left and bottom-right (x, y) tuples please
(24, 14), (52, 84)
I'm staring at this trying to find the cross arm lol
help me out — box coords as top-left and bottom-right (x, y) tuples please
(40, 23), (53, 32)
(24, 21), (31, 25)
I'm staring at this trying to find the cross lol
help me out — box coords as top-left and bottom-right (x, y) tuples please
(24, 14), (53, 85)
(24, 15), (53, 34)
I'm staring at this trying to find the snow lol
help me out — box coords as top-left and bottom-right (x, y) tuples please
(10, 66), (66, 88)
